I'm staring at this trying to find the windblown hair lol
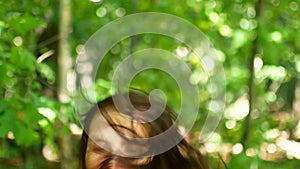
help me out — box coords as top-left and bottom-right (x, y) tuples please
(81, 92), (210, 169)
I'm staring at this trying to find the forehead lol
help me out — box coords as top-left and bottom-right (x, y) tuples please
(86, 106), (151, 157)
(86, 138), (139, 169)
(87, 109), (127, 152)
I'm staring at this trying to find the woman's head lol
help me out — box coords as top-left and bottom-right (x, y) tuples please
(81, 92), (209, 169)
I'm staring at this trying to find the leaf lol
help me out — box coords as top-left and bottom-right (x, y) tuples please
(0, 100), (9, 113)
(7, 13), (46, 36)
(24, 103), (44, 129)
(19, 48), (37, 72)
(0, 109), (15, 138)
(38, 107), (57, 122)
(13, 122), (39, 146)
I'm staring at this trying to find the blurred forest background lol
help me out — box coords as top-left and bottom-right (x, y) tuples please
(1, 0), (300, 168)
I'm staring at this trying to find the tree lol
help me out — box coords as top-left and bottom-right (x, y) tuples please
(0, 0), (299, 168)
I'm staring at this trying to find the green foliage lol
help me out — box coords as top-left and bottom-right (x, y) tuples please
(0, 1), (63, 168)
(1, 0), (300, 168)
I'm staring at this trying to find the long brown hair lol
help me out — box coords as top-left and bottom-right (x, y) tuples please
(80, 92), (210, 169)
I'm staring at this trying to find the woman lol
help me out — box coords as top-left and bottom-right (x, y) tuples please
(81, 92), (210, 169)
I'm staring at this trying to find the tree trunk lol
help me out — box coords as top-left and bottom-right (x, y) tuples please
(57, 0), (72, 168)
(241, 0), (263, 146)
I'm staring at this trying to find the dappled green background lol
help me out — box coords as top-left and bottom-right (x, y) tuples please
(1, 0), (300, 168)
